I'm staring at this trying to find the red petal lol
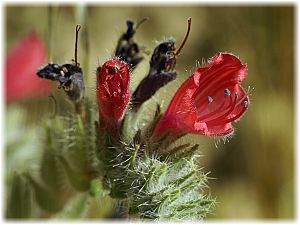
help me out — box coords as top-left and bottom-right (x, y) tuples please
(5, 32), (51, 103)
(205, 123), (234, 136)
(193, 54), (247, 108)
(96, 58), (130, 134)
(153, 53), (249, 138)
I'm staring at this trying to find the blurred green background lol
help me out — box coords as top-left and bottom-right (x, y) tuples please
(5, 5), (294, 220)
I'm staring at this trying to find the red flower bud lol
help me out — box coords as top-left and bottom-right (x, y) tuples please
(153, 53), (249, 138)
(5, 32), (51, 103)
(96, 58), (130, 134)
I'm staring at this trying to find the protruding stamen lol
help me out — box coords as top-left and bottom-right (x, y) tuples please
(225, 88), (231, 96)
(208, 96), (213, 103)
(206, 95), (248, 126)
(136, 17), (149, 30)
(235, 92), (239, 98)
(175, 17), (192, 56)
(206, 93), (238, 125)
(198, 95), (230, 121)
(244, 101), (249, 108)
(74, 24), (81, 67)
(214, 102), (249, 125)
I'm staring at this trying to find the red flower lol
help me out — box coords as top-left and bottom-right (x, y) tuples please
(153, 53), (249, 138)
(96, 58), (130, 134)
(5, 32), (51, 103)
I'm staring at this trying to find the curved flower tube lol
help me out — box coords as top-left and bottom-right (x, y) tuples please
(153, 53), (249, 138)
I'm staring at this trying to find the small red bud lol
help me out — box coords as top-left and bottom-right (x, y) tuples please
(96, 58), (130, 135)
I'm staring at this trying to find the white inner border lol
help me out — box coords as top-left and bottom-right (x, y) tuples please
(0, 1), (298, 225)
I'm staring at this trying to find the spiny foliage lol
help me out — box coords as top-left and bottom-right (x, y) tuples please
(7, 100), (215, 220)
(96, 103), (216, 221)
(128, 157), (215, 221)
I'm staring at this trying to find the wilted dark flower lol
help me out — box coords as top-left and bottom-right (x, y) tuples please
(131, 38), (178, 110)
(115, 19), (146, 69)
(36, 25), (85, 104)
(37, 63), (85, 103)
(131, 18), (192, 111)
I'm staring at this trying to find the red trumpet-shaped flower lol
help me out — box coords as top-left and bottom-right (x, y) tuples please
(96, 58), (130, 134)
(5, 32), (51, 103)
(153, 53), (249, 138)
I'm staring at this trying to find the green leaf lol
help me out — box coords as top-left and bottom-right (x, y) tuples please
(144, 103), (162, 137)
(58, 156), (91, 192)
(127, 156), (215, 221)
(52, 193), (91, 219)
(26, 174), (63, 213)
(89, 178), (109, 197)
(120, 111), (132, 142)
(40, 124), (65, 191)
(6, 172), (32, 219)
